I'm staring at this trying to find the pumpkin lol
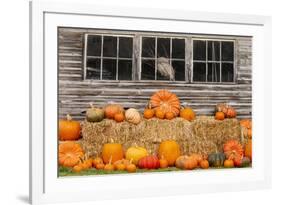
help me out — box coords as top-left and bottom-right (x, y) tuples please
(126, 163), (137, 173)
(104, 157), (115, 171)
(224, 159), (234, 168)
(199, 160), (209, 169)
(59, 114), (81, 141)
(180, 107), (196, 121)
(184, 157), (198, 170)
(208, 152), (226, 167)
(86, 104), (104, 122)
(155, 108), (165, 119)
(225, 107), (237, 118)
(215, 103), (236, 118)
(233, 155), (243, 167)
(138, 155), (160, 169)
(59, 142), (84, 167)
(92, 157), (103, 168)
(244, 140), (252, 161)
(159, 156), (169, 168)
(125, 108), (141, 124)
(215, 111), (225, 120)
(95, 163), (105, 170)
(73, 164), (83, 173)
(125, 146), (148, 165)
(104, 104), (124, 119)
(239, 157), (251, 167)
(115, 163), (126, 171)
(175, 155), (189, 169)
(143, 103), (155, 119)
(150, 90), (180, 116)
(114, 159), (131, 167)
(158, 140), (181, 166)
(189, 153), (203, 166)
(165, 111), (175, 120)
(114, 112), (125, 123)
(223, 140), (244, 160)
(84, 159), (93, 168)
(240, 119), (252, 139)
(102, 142), (124, 164)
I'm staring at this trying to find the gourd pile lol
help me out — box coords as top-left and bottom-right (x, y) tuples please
(58, 90), (252, 175)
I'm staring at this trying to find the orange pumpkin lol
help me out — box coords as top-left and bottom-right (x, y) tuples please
(102, 142), (124, 164)
(150, 90), (180, 116)
(158, 140), (181, 166)
(73, 164), (83, 173)
(180, 107), (196, 121)
(225, 107), (237, 118)
(95, 163), (105, 170)
(104, 104), (124, 119)
(224, 159), (234, 168)
(216, 103), (236, 118)
(92, 157), (103, 168)
(104, 157), (115, 171)
(155, 108), (165, 119)
(165, 111), (175, 120)
(114, 112), (125, 123)
(244, 139), (252, 160)
(199, 160), (209, 169)
(190, 153), (203, 166)
(126, 163), (137, 173)
(59, 114), (81, 141)
(59, 142), (84, 167)
(143, 103), (155, 119)
(159, 157), (169, 168)
(184, 157), (198, 170)
(215, 112), (225, 120)
(223, 140), (244, 160)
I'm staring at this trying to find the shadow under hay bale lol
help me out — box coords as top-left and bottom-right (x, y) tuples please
(80, 116), (241, 157)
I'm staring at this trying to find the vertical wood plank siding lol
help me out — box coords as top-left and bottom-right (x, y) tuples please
(58, 28), (252, 121)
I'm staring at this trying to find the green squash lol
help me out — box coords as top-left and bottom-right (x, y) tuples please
(86, 105), (104, 122)
(208, 152), (225, 167)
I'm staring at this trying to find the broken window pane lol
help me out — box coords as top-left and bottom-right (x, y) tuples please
(193, 40), (206, 60)
(193, 62), (206, 82)
(141, 60), (155, 80)
(172, 39), (185, 59)
(87, 35), (101, 56)
(102, 59), (116, 80)
(86, 58), (101, 80)
(119, 37), (133, 58)
(222, 41), (234, 61)
(142, 37), (155, 58)
(222, 63), (234, 82)
(118, 60), (132, 80)
(207, 63), (220, 82)
(103, 36), (117, 57)
(172, 60), (185, 81)
(157, 38), (170, 58)
(208, 41), (220, 61)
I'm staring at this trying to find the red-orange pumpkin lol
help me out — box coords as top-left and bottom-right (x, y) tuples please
(138, 155), (160, 169)
(223, 139), (244, 160)
(104, 104), (124, 119)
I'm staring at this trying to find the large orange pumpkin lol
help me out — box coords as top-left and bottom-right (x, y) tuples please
(59, 142), (84, 167)
(158, 140), (181, 166)
(150, 90), (180, 116)
(223, 140), (244, 160)
(59, 114), (81, 141)
(244, 139), (252, 160)
(104, 104), (124, 119)
(102, 142), (124, 163)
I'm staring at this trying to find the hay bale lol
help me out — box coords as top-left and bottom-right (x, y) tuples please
(80, 116), (241, 157)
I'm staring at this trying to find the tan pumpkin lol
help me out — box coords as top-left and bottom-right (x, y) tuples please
(59, 142), (84, 167)
(175, 155), (189, 169)
(104, 104), (124, 119)
(86, 104), (104, 122)
(59, 114), (81, 141)
(150, 90), (181, 116)
(180, 107), (196, 121)
(125, 108), (141, 124)
(102, 141), (124, 163)
(158, 140), (181, 166)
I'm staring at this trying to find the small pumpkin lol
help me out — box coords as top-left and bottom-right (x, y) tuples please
(175, 155), (189, 169)
(143, 103), (155, 119)
(208, 152), (226, 167)
(73, 164), (83, 173)
(114, 112), (125, 123)
(59, 142), (84, 167)
(115, 163), (126, 171)
(165, 111), (175, 120)
(86, 104), (104, 122)
(224, 159), (234, 168)
(126, 163), (137, 173)
(215, 111), (225, 120)
(104, 156), (115, 171)
(155, 108), (165, 119)
(104, 104), (124, 119)
(223, 140), (244, 160)
(189, 153), (203, 166)
(95, 163), (105, 170)
(150, 90), (181, 116)
(102, 141), (124, 164)
(225, 107), (237, 118)
(59, 114), (81, 141)
(159, 156), (169, 168)
(158, 140), (181, 166)
(125, 108), (141, 124)
(113, 159), (131, 167)
(138, 155), (160, 169)
(125, 146), (148, 165)
(184, 157), (198, 170)
(244, 139), (252, 161)
(92, 157), (103, 168)
(215, 103), (236, 118)
(199, 160), (209, 169)
(180, 107), (196, 121)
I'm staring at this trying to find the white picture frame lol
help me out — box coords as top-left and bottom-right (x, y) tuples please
(30, 0), (272, 204)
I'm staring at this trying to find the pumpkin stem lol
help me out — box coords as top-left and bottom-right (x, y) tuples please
(110, 138), (114, 143)
(66, 114), (72, 121)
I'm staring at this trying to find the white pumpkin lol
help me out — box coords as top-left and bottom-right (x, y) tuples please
(125, 108), (141, 124)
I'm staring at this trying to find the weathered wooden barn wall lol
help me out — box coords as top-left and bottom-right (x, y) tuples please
(58, 28), (252, 121)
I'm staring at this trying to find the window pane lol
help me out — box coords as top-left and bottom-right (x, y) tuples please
(87, 35), (101, 56)
(172, 39), (185, 59)
(207, 63), (220, 82)
(222, 41), (234, 61)
(103, 36), (117, 57)
(119, 37), (133, 58)
(193, 62), (206, 82)
(118, 60), (132, 80)
(193, 40), (206, 60)
(172, 61), (185, 81)
(157, 38), (170, 58)
(141, 60), (155, 80)
(86, 58), (101, 80)
(102, 59), (116, 80)
(142, 37), (155, 58)
(222, 63), (234, 82)
(208, 41), (220, 61)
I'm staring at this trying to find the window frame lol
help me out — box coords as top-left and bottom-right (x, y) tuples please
(191, 38), (237, 84)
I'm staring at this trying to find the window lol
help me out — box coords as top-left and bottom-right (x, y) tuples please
(141, 37), (186, 81)
(85, 34), (133, 80)
(192, 39), (234, 83)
